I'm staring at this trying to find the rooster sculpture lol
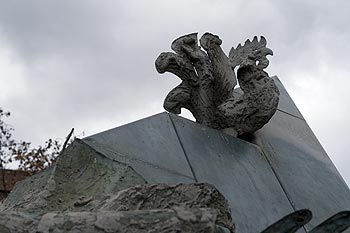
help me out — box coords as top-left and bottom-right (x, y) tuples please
(155, 32), (279, 136)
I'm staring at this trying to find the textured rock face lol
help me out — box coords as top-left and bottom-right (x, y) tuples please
(0, 139), (234, 232)
(0, 208), (218, 233)
(95, 183), (234, 231)
(155, 33), (279, 136)
(37, 208), (218, 233)
(0, 139), (146, 217)
(0, 212), (37, 233)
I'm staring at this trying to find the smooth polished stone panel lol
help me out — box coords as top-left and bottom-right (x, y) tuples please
(272, 76), (304, 119)
(170, 114), (299, 233)
(233, 76), (303, 119)
(254, 110), (350, 231)
(83, 112), (195, 183)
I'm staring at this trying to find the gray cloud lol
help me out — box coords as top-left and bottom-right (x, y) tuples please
(0, 0), (349, 185)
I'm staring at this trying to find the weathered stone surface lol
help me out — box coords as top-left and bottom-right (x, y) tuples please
(0, 208), (219, 233)
(37, 208), (218, 233)
(0, 211), (37, 233)
(0, 139), (146, 217)
(0, 165), (54, 217)
(0, 138), (234, 232)
(2, 209), (349, 233)
(93, 183), (234, 231)
(156, 33), (279, 135)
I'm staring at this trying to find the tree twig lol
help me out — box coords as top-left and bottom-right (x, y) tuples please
(61, 128), (74, 153)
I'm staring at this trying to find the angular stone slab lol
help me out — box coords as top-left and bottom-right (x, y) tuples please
(83, 112), (195, 184)
(233, 76), (303, 119)
(254, 110), (350, 231)
(272, 76), (304, 119)
(169, 114), (297, 233)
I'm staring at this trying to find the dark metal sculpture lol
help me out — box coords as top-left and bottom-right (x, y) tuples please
(260, 209), (350, 233)
(260, 209), (312, 233)
(155, 33), (279, 136)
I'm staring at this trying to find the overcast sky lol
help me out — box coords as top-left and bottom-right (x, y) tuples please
(0, 0), (349, 185)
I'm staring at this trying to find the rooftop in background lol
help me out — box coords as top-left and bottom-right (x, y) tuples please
(0, 169), (30, 200)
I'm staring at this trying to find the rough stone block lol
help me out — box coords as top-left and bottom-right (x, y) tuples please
(0, 209), (219, 233)
(95, 183), (234, 231)
(0, 211), (37, 233)
(0, 140), (146, 217)
(37, 208), (218, 233)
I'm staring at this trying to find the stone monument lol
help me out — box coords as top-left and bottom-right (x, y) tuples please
(0, 33), (349, 233)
